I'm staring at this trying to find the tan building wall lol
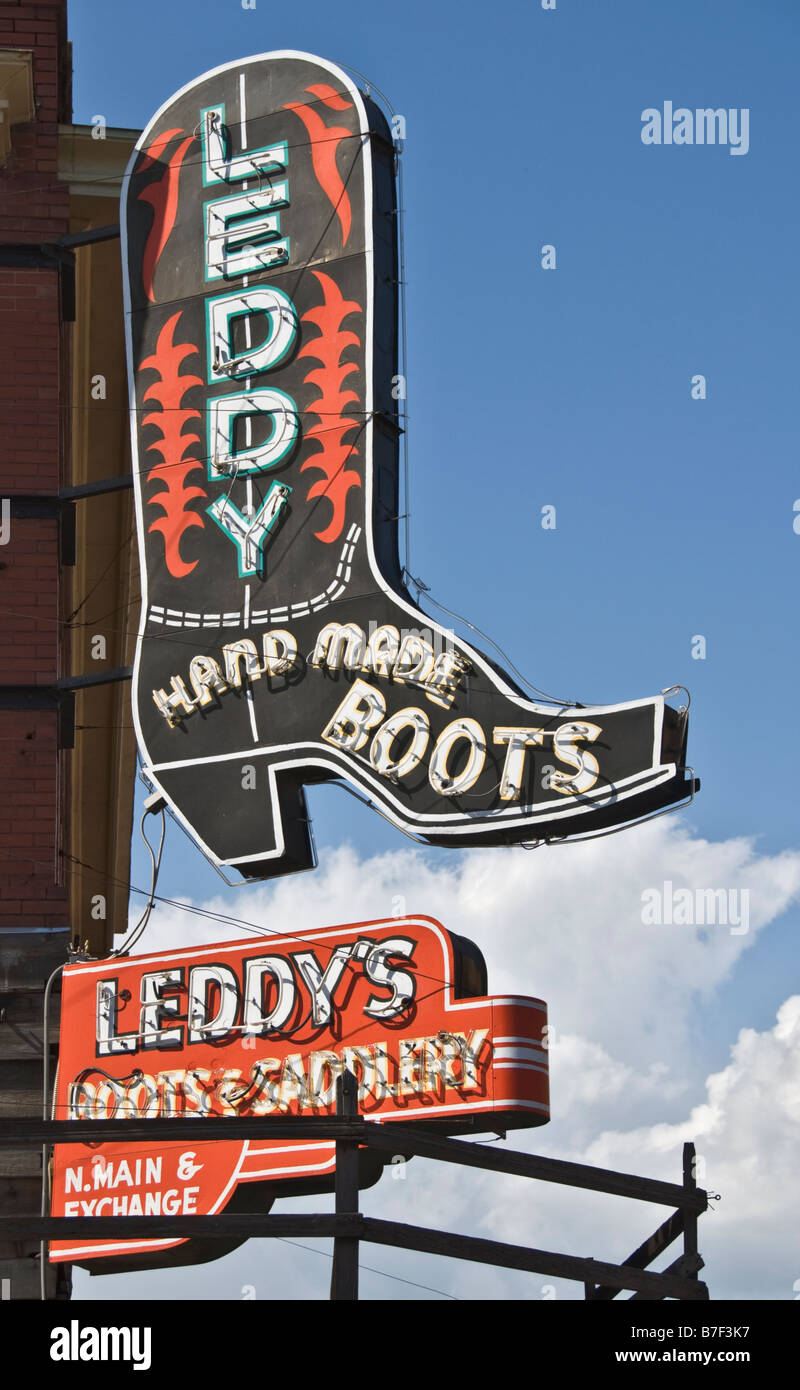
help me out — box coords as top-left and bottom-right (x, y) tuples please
(60, 124), (141, 956)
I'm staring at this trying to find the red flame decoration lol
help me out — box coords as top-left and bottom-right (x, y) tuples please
(139, 312), (206, 578)
(136, 127), (193, 304)
(298, 271), (362, 544)
(284, 84), (353, 246)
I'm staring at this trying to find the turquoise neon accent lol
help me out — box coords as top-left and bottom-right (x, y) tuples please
(200, 102), (288, 187)
(207, 388), (298, 482)
(204, 221), (291, 283)
(207, 481), (292, 579)
(204, 286), (298, 383)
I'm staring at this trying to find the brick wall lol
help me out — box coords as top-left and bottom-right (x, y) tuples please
(0, 0), (70, 239)
(0, 0), (71, 932)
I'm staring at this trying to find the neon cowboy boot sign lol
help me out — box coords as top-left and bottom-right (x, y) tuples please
(123, 51), (696, 879)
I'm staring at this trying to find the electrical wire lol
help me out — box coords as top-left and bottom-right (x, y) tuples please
(397, 153), (411, 579)
(40, 960), (66, 1301)
(58, 843), (484, 1004)
(410, 578), (580, 709)
(0, 595), (590, 712)
(67, 592), (142, 629)
(109, 807), (166, 957)
(0, 575), (599, 716)
(54, 413), (372, 489)
(64, 524), (136, 625)
(275, 1235), (459, 1300)
(211, 459), (241, 526)
(331, 779), (431, 846)
(27, 406), (401, 543)
(333, 61), (399, 120)
(3, 110), (391, 204)
(40, 402), (401, 418)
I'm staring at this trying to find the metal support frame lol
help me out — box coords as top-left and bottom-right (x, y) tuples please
(6, 475), (133, 513)
(55, 667), (133, 692)
(0, 227), (120, 322)
(0, 1104), (710, 1301)
(1, 400), (134, 751)
(0, 670), (132, 751)
(56, 225), (120, 250)
(0, 242), (75, 318)
(3, 476), (133, 580)
(2, 466), (135, 751)
(59, 475), (134, 501)
(7, 495), (75, 566)
(0, 684), (73, 748)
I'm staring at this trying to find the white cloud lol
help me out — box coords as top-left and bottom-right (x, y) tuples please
(91, 990), (793, 1304)
(134, 816), (800, 1106)
(87, 820), (800, 1300)
(482, 995), (800, 1300)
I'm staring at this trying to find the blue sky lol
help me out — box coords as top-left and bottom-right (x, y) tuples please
(66, 0), (799, 1299)
(69, 0), (800, 851)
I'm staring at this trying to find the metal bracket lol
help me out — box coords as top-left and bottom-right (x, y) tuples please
(0, 669), (132, 749)
(0, 227), (120, 323)
(0, 242), (75, 320)
(5, 478), (134, 566)
(58, 474), (133, 501)
(55, 666), (133, 693)
(0, 684), (73, 747)
(7, 494), (75, 565)
(56, 224), (120, 250)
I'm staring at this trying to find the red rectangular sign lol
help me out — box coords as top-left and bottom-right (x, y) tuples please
(50, 915), (548, 1267)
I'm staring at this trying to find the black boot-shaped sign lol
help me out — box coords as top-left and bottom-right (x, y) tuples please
(123, 51), (696, 879)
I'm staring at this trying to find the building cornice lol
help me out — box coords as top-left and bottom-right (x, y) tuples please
(58, 122), (141, 196)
